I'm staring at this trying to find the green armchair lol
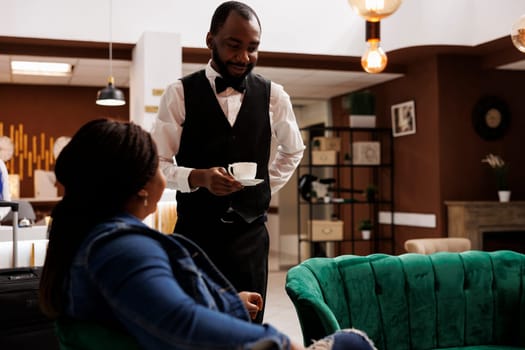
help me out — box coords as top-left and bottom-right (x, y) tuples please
(286, 251), (525, 349)
(55, 319), (140, 350)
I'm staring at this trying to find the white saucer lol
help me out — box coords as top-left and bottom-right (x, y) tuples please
(237, 178), (264, 186)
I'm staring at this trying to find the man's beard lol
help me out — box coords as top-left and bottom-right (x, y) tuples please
(212, 46), (254, 86)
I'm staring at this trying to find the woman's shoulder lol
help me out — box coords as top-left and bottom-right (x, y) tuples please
(90, 213), (153, 236)
(84, 214), (204, 262)
(85, 225), (171, 269)
(84, 214), (166, 254)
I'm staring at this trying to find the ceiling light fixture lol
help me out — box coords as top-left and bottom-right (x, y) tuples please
(511, 14), (525, 53)
(348, 0), (403, 74)
(348, 0), (403, 22)
(361, 21), (387, 74)
(96, 0), (125, 106)
(11, 60), (72, 76)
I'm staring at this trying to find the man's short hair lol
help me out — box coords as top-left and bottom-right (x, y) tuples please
(209, 1), (261, 35)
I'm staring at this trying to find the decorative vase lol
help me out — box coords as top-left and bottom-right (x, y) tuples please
(361, 230), (371, 240)
(498, 190), (511, 202)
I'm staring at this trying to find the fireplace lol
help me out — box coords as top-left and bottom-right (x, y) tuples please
(445, 201), (525, 251)
(482, 230), (525, 253)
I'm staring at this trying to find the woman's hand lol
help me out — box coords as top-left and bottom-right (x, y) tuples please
(238, 291), (263, 320)
(290, 340), (305, 350)
(239, 291), (306, 348)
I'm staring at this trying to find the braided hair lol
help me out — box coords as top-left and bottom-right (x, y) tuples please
(39, 118), (158, 318)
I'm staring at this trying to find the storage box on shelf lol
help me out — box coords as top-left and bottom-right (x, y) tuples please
(352, 141), (381, 165)
(311, 150), (338, 165)
(297, 126), (394, 261)
(308, 220), (344, 241)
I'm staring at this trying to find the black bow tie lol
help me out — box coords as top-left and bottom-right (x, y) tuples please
(215, 76), (246, 94)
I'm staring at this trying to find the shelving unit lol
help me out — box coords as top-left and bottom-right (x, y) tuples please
(297, 126), (394, 261)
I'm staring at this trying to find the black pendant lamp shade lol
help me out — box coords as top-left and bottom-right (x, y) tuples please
(96, 0), (125, 107)
(96, 76), (125, 106)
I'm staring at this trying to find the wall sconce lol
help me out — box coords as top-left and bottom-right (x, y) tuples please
(96, 0), (126, 106)
(348, 0), (403, 74)
(511, 14), (525, 52)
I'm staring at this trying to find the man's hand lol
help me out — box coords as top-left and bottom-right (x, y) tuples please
(189, 167), (243, 195)
(238, 291), (263, 320)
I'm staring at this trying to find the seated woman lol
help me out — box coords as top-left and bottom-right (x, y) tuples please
(38, 119), (375, 350)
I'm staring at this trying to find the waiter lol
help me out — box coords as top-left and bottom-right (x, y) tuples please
(150, 1), (304, 323)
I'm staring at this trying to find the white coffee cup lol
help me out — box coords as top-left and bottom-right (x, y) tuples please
(228, 162), (257, 180)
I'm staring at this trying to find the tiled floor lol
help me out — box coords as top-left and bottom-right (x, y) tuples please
(263, 269), (304, 345)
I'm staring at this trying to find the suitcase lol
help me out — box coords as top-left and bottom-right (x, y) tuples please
(0, 202), (59, 349)
(1, 201), (19, 268)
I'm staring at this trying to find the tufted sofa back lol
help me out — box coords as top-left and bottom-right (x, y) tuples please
(286, 251), (525, 349)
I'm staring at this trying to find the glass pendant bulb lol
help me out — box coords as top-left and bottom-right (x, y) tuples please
(511, 14), (525, 53)
(361, 39), (388, 74)
(348, 0), (403, 21)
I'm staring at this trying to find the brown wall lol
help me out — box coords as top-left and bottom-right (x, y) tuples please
(0, 84), (129, 197)
(333, 53), (525, 253)
(2, 48), (523, 255)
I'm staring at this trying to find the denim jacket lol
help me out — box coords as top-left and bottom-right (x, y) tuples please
(65, 213), (290, 350)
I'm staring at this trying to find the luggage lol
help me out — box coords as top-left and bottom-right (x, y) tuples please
(1, 201), (19, 268)
(0, 267), (59, 349)
(0, 202), (59, 349)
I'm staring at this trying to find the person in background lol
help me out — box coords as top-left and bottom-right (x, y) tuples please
(0, 158), (12, 220)
(151, 1), (305, 324)
(38, 118), (375, 350)
(0, 158), (10, 201)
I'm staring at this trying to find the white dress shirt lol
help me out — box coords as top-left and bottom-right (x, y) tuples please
(151, 61), (305, 195)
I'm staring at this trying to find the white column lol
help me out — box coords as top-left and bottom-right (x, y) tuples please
(131, 32), (181, 231)
(130, 31), (181, 131)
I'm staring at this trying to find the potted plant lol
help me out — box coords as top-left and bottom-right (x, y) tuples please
(344, 152), (352, 165)
(364, 184), (378, 202)
(311, 138), (321, 151)
(482, 153), (510, 202)
(358, 219), (373, 240)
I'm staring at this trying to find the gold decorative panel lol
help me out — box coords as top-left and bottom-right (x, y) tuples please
(152, 88), (165, 96)
(0, 122), (56, 181)
(145, 105), (159, 113)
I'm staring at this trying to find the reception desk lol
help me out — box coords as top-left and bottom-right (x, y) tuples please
(0, 224), (48, 241)
(0, 225), (49, 268)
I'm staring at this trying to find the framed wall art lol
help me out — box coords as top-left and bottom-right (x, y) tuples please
(391, 100), (416, 137)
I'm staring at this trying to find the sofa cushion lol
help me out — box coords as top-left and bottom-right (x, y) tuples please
(404, 237), (471, 254)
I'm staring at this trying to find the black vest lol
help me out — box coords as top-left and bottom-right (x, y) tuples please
(176, 70), (271, 224)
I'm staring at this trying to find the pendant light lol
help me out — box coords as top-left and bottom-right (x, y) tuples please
(96, 0), (125, 106)
(511, 14), (525, 53)
(362, 21), (387, 74)
(347, 0), (403, 74)
(347, 0), (403, 22)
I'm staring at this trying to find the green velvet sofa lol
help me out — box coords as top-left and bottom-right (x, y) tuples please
(285, 251), (525, 349)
